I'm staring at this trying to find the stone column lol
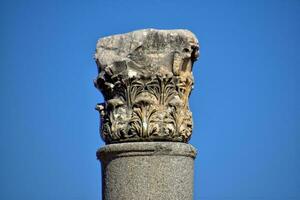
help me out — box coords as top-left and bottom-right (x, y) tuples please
(94, 29), (199, 200)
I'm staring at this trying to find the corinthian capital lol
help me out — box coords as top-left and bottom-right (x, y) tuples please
(94, 29), (199, 144)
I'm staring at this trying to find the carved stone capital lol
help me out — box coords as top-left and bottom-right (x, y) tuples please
(94, 29), (199, 144)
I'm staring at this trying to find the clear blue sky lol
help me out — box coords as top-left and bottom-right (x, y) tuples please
(0, 0), (299, 199)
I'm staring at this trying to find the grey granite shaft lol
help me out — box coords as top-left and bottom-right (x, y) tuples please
(97, 142), (197, 200)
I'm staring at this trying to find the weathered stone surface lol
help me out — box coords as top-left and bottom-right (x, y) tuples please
(97, 142), (197, 200)
(94, 29), (199, 144)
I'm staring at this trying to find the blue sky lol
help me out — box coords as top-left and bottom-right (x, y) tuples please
(0, 0), (299, 199)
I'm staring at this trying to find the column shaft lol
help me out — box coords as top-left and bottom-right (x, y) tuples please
(97, 142), (197, 200)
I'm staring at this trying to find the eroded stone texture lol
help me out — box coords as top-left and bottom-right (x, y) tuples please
(94, 29), (199, 144)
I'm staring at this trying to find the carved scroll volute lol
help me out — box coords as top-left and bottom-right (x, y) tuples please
(94, 29), (199, 144)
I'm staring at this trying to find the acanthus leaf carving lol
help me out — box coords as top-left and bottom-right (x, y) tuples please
(94, 29), (199, 144)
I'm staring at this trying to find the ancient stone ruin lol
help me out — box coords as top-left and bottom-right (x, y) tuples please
(94, 29), (199, 144)
(94, 29), (199, 200)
